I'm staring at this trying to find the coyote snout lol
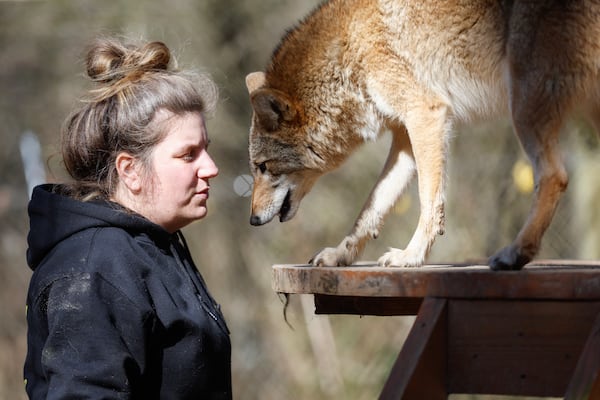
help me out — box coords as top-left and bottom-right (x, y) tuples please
(246, 0), (600, 270)
(249, 168), (318, 226)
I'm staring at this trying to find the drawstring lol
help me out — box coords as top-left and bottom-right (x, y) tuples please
(171, 231), (229, 334)
(174, 231), (215, 303)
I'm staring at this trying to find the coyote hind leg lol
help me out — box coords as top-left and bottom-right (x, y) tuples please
(488, 122), (568, 271)
(489, 66), (571, 270)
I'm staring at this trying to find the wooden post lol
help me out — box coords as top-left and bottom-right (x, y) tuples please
(565, 311), (600, 400)
(379, 297), (447, 400)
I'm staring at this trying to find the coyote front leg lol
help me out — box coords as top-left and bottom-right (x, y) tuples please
(311, 126), (415, 266)
(379, 101), (451, 267)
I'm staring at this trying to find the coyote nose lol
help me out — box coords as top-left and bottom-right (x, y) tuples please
(250, 215), (262, 226)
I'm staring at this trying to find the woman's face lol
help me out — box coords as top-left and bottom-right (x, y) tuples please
(144, 111), (219, 232)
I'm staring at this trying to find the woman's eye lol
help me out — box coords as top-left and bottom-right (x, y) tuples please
(180, 147), (201, 161)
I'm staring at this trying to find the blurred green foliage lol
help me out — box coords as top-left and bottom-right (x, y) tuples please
(1, 1), (598, 399)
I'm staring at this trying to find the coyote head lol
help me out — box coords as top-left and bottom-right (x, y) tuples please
(245, 72), (326, 226)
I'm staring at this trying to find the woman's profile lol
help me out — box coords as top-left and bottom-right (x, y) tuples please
(24, 36), (231, 399)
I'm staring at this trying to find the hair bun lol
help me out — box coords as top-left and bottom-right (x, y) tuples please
(86, 38), (172, 85)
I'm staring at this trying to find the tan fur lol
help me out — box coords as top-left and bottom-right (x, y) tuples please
(246, 0), (600, 270)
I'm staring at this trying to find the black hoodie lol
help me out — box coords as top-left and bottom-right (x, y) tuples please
(24, 184), (232, 400)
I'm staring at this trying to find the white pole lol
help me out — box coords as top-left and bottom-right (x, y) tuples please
(19, 130), (46, 199)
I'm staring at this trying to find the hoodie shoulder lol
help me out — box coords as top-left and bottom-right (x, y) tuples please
(26, 184), (169, 270)
(27, 225), (160, 313)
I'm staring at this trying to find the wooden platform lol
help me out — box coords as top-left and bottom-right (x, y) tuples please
(272, 260), (600, 399)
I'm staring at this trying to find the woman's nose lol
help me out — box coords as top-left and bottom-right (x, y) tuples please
(198, 152), (219, 178)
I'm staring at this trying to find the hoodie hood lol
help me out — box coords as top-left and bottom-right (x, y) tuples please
(26, 184), (171, 270)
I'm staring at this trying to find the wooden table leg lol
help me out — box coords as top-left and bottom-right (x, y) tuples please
(379, 297), (448, 400)
(565, 311), (600, 400)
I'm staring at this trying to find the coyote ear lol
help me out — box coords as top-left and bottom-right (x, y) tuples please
(246, 72), (266, 93)
(250, 88), (298, 132)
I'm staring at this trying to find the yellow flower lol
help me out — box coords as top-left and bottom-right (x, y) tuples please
(512, 159), (534, 194)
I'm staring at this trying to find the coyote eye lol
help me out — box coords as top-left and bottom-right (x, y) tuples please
(258, 162), (267, 174)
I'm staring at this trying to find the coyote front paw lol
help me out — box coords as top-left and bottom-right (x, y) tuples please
(378, 248), (424, 268)
(310, 236), (361, 267)
(310, 246), (354, 267)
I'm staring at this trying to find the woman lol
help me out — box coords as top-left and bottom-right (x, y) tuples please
(24, 37), (231, 399)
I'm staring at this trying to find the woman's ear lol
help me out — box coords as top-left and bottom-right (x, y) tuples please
(115, 152), (143, 193)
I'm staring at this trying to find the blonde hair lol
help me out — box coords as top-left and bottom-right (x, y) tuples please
(60, 36), (218, 200)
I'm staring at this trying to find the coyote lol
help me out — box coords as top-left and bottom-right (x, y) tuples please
(245, 0), (600, 270)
